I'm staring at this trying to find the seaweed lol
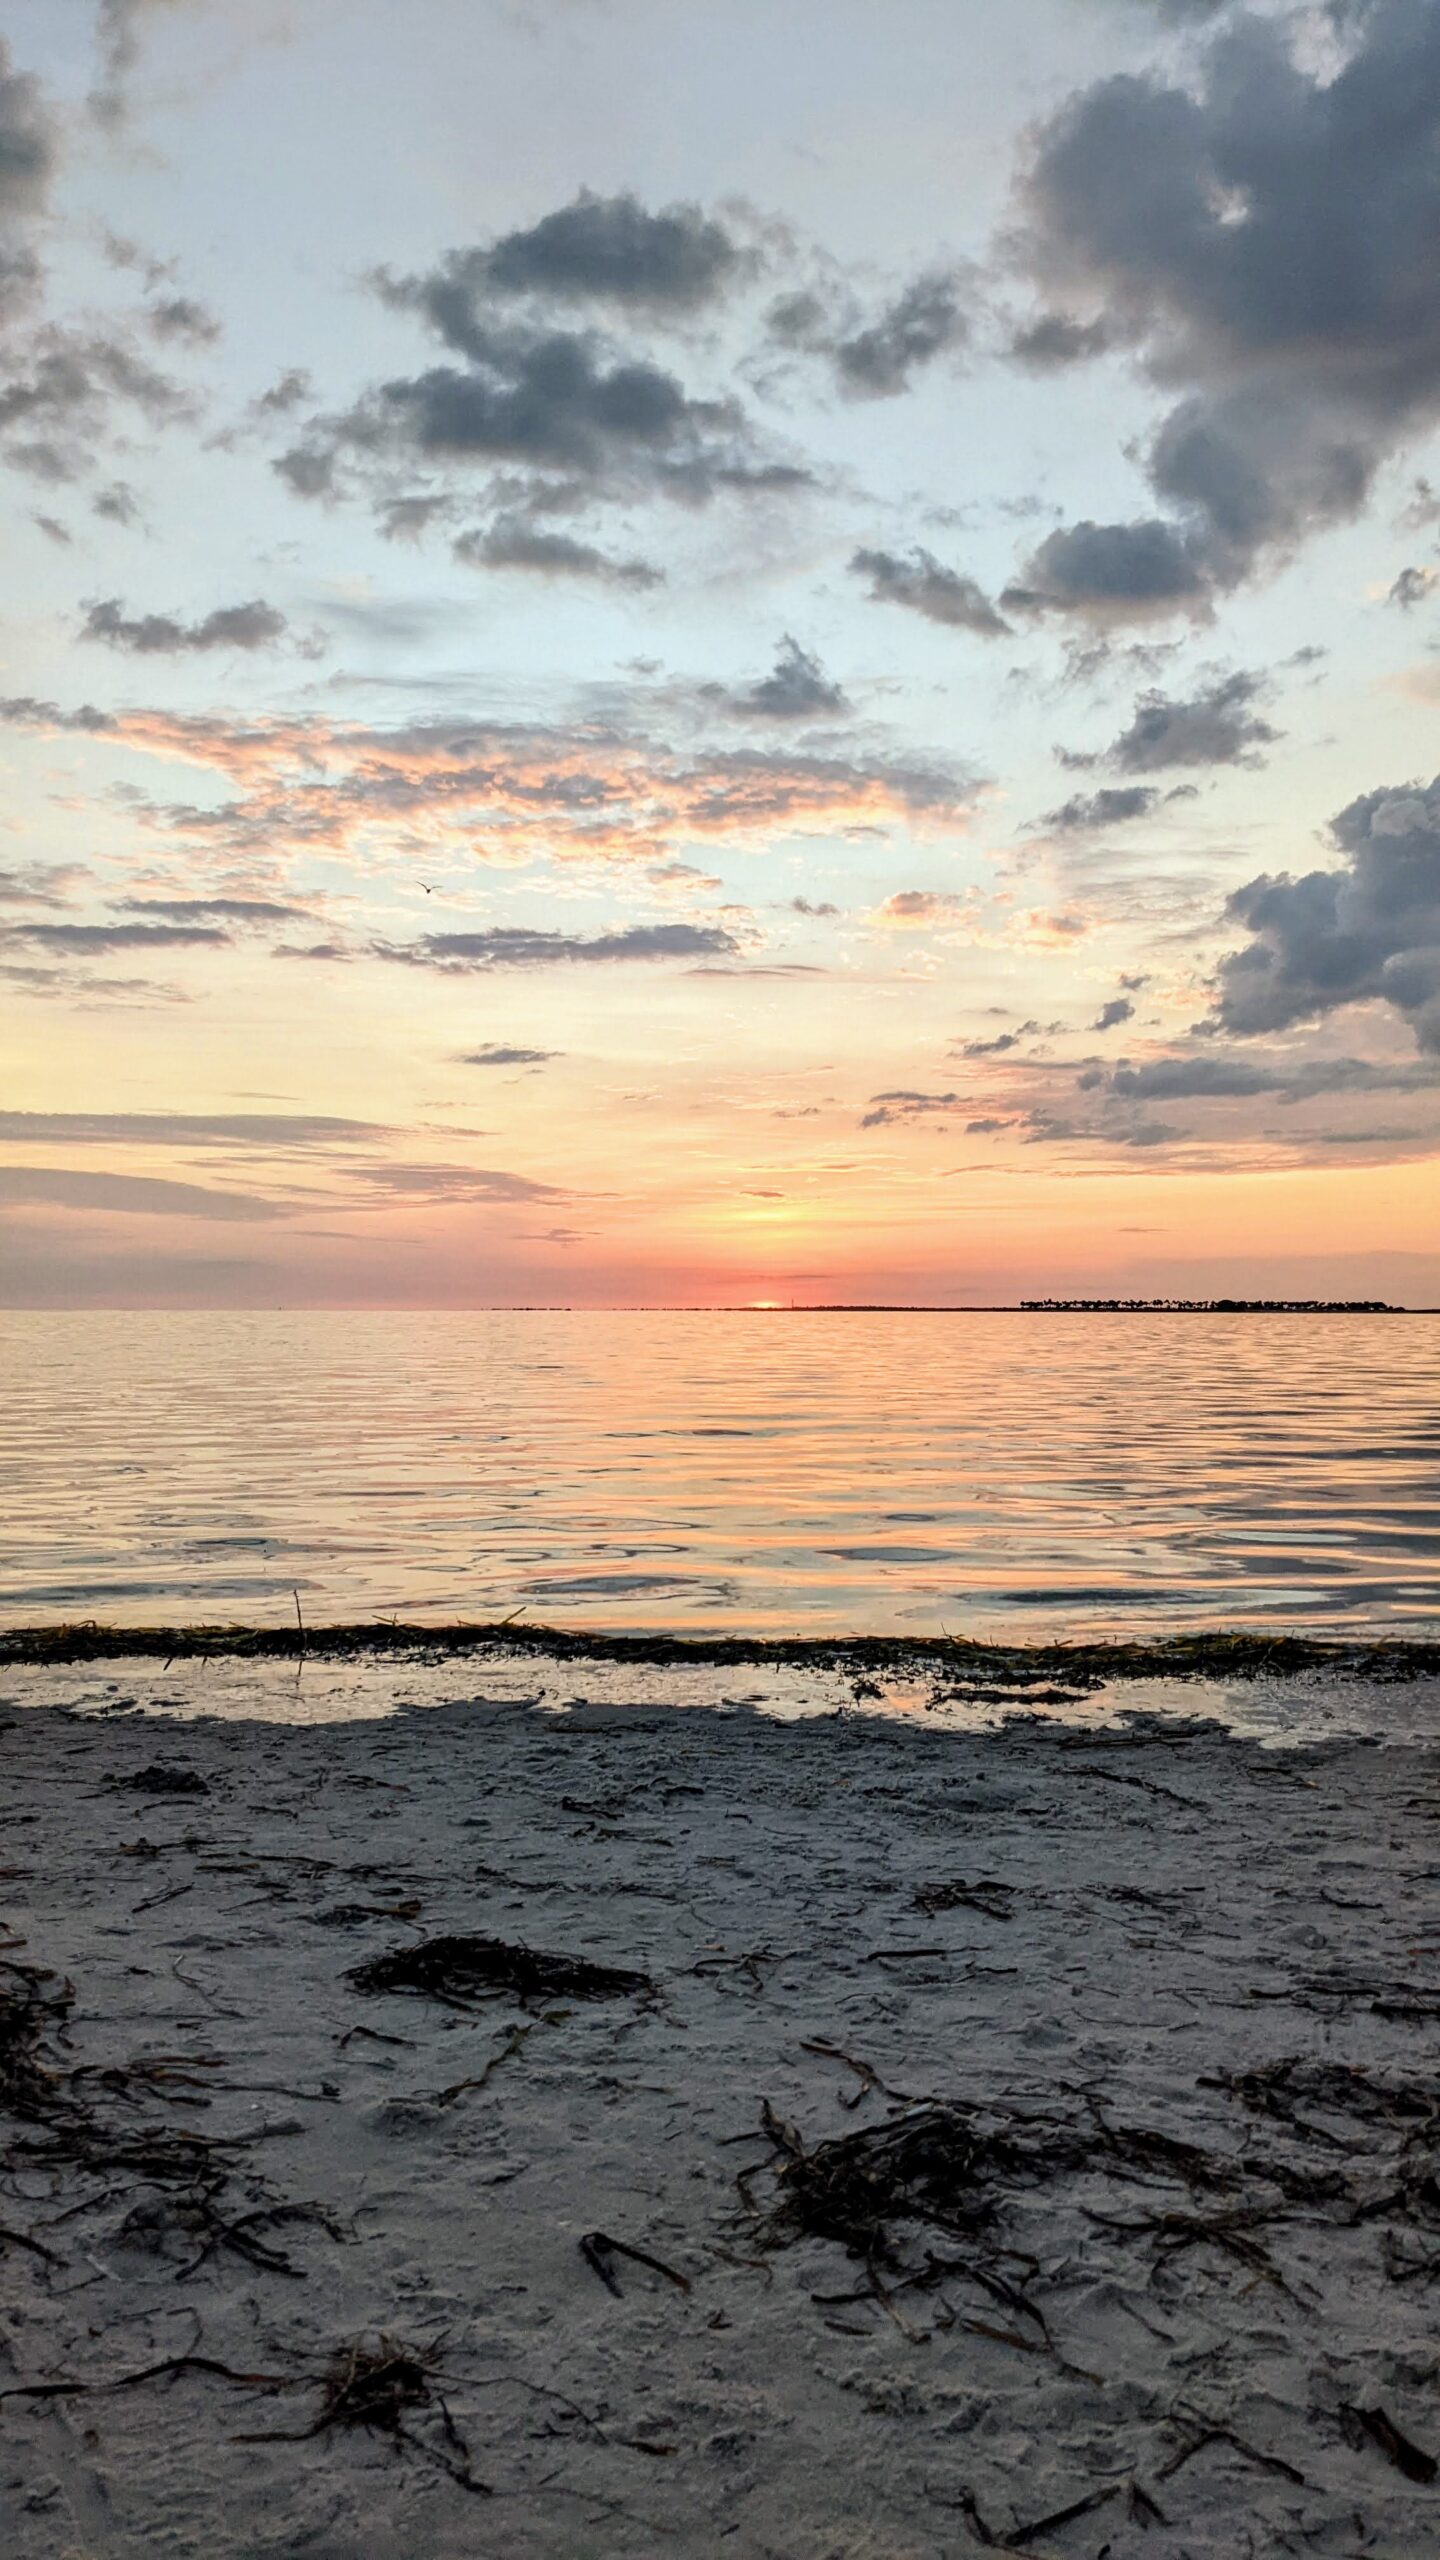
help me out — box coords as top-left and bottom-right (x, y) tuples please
(5, 1615), (1438, 1683)
(242, 2334), (491, 2496)
(349, 1932), (651, 2006)
(756, 2099), (1078, 2263)
(120, 1764), (210, 1798)
(0, 1960), (73, 2119)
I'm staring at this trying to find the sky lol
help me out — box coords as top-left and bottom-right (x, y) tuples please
(2, 0), (1439, 1308)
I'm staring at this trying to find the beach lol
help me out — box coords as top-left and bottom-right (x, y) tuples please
(2, 1645), (1438, 2557)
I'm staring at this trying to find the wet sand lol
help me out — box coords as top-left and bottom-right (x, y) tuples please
(2, 1654), (1438, 2557)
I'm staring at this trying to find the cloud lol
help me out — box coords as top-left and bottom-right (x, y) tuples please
(279, 261), (799, 515)
(93, 480), (141, 525)
(90, 0), (184, 127)
(1093, 996), (1136, 1029)
(349, 1161), (562, 1203)
(957, 1020), (1048, 1056)
(1008, 312), (1114, 370)
(0, 36), (57, 322)
(0, 1111), (389, 1149)
(459, 1043), (557, 1066)
(871, 889), (974, 929)
(397, 191), (746, 320)
(453, 516), (662, 586)
(1096, 1051), (1440, 1103)
(767, 269), (969, 396)
(0, 694), (981, 873)
(112, 896), (306, 925)
(1009, 3), (1440, 618)
(0, 919), (230, 953)
(1042, 784), (1164, 830)
(1108, 670), (1279, 771)
(0, 1167), (287, 1221)
(726, 635), (847, 721)
(81, 597), (288, 654)
(851, 545), (1009, 636)
(1003, 519), (1209, 625)
(374, 921), (741, 972)
(0, 861), (83, 908)
(789, 896), (839, 917)
(1215, 772), (1440, 1052)
(1388, 564), (1439, 608)
(832, 273), (969, 397)
(860, 1089), (963, 1128)
(147, 293), (220, 346)
(0, 327), (192, 483)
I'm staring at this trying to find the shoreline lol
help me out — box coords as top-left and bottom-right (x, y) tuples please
(4, 1618), (1440, 1678)
(2, 1665), (1438, 2554)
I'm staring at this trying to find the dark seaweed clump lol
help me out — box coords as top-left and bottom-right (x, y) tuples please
(349, 1933), (651, 2006)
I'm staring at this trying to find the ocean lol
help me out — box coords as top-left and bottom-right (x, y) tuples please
(2, 1307), (1436, 1637)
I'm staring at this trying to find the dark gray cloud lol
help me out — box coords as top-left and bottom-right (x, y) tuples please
(1003, 519), (1208, 624)
(399, 192), (745, 322)
(0, 919), (230, 953)
(1107, 670), (1279, 770)
(113, 896), (306, 925)
(0, 1166), (287, 1221)
(1061, 669), (1279, 775)
(374, 921), (741, 973)
(790, 896), (839, 917)
(0, 1111), (388, 1149)
(459, 1043), (558, 1067)
(1093, 996), (1136, 1029)
(768, 270), (968, 397)
(0, 36), (57, 321)
(453, 516), (662, 587)
(851, 545), (1009, 637)
(1042, 783), (1163, 830)
(1215, 772), (1440, 1051)
(1011, 3), (1440, 617)
(957, 1020), (1046, 1058)
(0, 694), (115, 732)
(833, 273), (968, 397)
(279, 319), (788, 512)
(861, 1089), (962, 1128)
(81, 596), (288, 654)
(146, 293), (220, 346)
(727, 636), (847, 721)
(0, 328), (191, 481)
(93, 480), (140, 525)
(1087, 1052), (1440, 1102)
(1008, 312), (1115, 370)
(1388, 564), (1438, 607)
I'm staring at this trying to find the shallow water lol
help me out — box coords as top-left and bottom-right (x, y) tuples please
(2, 1308), (1437, 1637)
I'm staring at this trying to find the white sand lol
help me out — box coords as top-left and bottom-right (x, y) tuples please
(1, 1656), (1438, 2557)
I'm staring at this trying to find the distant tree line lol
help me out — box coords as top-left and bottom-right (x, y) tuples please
(1020, 1298), (1399, 1314)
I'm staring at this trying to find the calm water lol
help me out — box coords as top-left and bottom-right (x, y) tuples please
(1, 1310), (1437, 1637)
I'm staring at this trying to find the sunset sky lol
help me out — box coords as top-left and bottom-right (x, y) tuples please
(3, 0), (1440, 1307)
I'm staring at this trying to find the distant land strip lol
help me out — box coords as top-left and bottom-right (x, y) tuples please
(2, 1621), (1437, 1680)
(1017, 1298), (1401, 1314)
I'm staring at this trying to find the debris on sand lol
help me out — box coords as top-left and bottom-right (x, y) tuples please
(348, 1932), (652, 2006)
(244, 2334), (491, 2496)
(121, 1764), (210, 1798)
(755, 2099), (1079, 2262)
(0, 1960), (72, 2119)
(913, 1879), (1016, 1919)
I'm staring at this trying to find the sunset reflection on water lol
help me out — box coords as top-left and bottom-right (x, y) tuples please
(2, 1309), (1436, 1637)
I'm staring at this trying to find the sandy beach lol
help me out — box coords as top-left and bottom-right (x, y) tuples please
(2, 1648), (1438, 2557)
